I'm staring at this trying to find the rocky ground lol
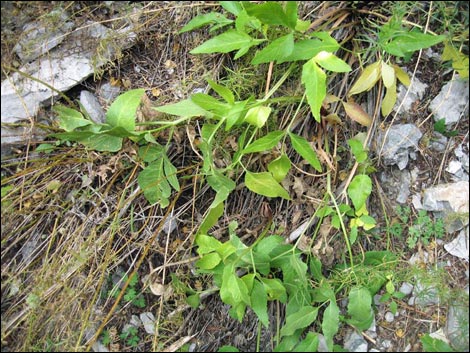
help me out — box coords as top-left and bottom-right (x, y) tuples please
(1, 2), (468, 352)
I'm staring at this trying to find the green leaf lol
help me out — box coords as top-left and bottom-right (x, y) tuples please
(251, 280), (269, 327)
(381, 61), (396, 88)
(280, 306), (318, 337)
(348, 138), (367, 163)
(191, 93), (229, 116)
(220, 1), (243, 16)
(106, 89), (145, 131)
(393, 65), (411, 87)
(163, 156), (180, 191)
(260, 277), (287, 303)
(225, 100), (249, 130)
(217, 345), (240, 352)
(190, 29), (264, 54)
(207, 79), (235, 105)
(245, 171), (291, 200)
(342, 101), (372, 127)
(268, 154), (291, 182)
(198, 202), (224, 235)
(251, 33), (294, 65)
(346, 286), (374, 331)
(138, 159), (172, 207)
(383, 31), (446, 58)
(255, 235), (285, 256)
(207, 172), (236, 193)
(322, 302), (340, 351)
(314, 51), (351, 72)
(285, 1), (298, 30)
(209, 187), (231, 209)
(420, 334), (455, 352)
(138, 144), (164, 162)
(81, 134), (123, 152)
(195, 233), (223, 255)
(278, 39), (325, 63)
(293, 332), (319, 352)
(348, 61), (381, 96)
(154, 99), (209, 117)
(243, 106), (271, 128)
(35, 143), (55, 153)
(187, 293), (200, 308)
(244, 2), (290, 28)
(289, 132), (322, 172)
(381, 81), (397, 117)
(302, 58), (326, 122)
(54, 105), (92, 132)
(220, 264), (250, 307)
(242, 130), (284, 154)
(179, 12), (233, 33)
(196, 252), (221, 270)
(347, 174), (372, 211)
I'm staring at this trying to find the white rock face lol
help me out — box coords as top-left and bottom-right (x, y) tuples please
(430, 76), (469, 126)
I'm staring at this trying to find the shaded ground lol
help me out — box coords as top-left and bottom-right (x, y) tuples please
(1, 1), (469, 352)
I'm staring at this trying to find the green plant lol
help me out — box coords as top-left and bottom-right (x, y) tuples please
(119, 326), (140, 348)
(108, 272), (146, 308)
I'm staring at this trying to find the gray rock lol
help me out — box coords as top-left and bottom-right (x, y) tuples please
(446, 160), (468, 182)
(413, 280), (440, 306)
(99, 82), (121, 104)
(343, 329), (368, 352)
(422, 181), (469, 232)
(140, 312), (156, 335)
(430, 76), (469, 126)
(399, 282), (414, 296)
(378, 168), (411, 204)
(80, 90), (105, 124)
(445, 296), (470, 351)
(429, 132), (448, 153)
(444, 227), (469, 261)
(454, 142), (469, 173)
(384, 312), (395, 322)
(1, 18), (138, 144)
(395, 78), (428, 113)
(377, 124), (422, 170)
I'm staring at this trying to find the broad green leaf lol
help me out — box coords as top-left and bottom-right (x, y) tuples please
(50, 130), (94, 142)
(54, 105), (92, 132)
(346, 286), (374, 331)
(35, 143), (55, 153)
(220, 1), (243, 16)
(260, 278), (287, 303)
(359, 214), (376, 230)
(187, 293), (200, 308)
(207, 172), (236, 193)
(348, 61), (381, 96)
(209, 186), (231, 209)
(289, 132), (322, 172)
(163, 156), (180, 191)
(347, 174), (372, 211)
(106, 89), (145, 131)
(244, 2), (290, 28)
(441, 41), (469, 78)
(309, 257), (323, 281)
(243, 130), (284, 154)
(191, 93), (229, 116)
(268, 154), (291, 182)
(349, 225), (358, 245)
(243, 106), (271, 128)
(347, 138), (367, 163)
(225, 100), (248, 130)
(245, 171), (291, 200)
(101, 126), (141, 138)
(302, 58), (326, 122)
(285, 2), (298, 29)
(234, 45), (251, 60)
(293, 332), (319, 352)
(280, 306), (318, 337)
(322, 302), (340, 351)
(279, 39), (325, 63)
(420, 334), (455, 352)
(220, 264), (250, 306)
(217, 345), (240, 352)
(179, 12), (233, 33)
(381, 81), (397, 116)
(381, 61), (396, 88)
(393, 65), (411, 87)
(383, 31), (446, 58)
(342, 101), (372, 127)
(138, 160), (171, 207)
(207, 79), (235, 105)
(251, 280), (269, 327)
(81, 134), (122, 152)
(196, 252), (221, 270)
(255, 235), (285, 256)
(314, 51), (351, 72)
(190, 29), (264, 54)
(295, 19), (311, 33)
(251, 33), (294, 65)
(195, 233), (223, 255)
(138, 144), (164, 163)
(234, 9), (262, 35)
(311, 32), (340, 51)
(198, 202), (224, 235)
(154, 99), (209, 117)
